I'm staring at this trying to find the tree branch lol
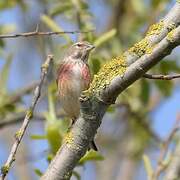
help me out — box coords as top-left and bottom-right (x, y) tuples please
(0, 30), (93, 39)
(164, 131), (180, 179)
(0, 55), (53, 180)
(143, 73), (180, 80)
(41, 2), (180, 180)
(152, 115), (180, 179)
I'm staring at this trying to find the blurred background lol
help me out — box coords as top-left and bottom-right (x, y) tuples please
(0, 0), (179, 179)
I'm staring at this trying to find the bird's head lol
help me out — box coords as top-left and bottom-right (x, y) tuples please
(67, 41), (95, 62)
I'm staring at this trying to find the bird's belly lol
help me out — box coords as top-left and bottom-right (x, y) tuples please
(58, 77), (83, 118)
(60, 93), (80, 118)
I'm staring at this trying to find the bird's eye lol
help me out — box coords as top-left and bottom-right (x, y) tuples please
(76, 43), (82, 47)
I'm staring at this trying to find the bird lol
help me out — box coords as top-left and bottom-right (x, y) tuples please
(56, 41), (97, 151)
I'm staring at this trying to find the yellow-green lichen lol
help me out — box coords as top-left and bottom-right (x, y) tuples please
(64, 172), (72, 180)
(129, 38), (152, 57)
(26, 109), (33, 119)
(146, 20), (164, 36)
(167, 29), (176, 43)
(41, 63), (49, 74)
(128, 20), (164, 57)
(65, 131), (74, 144)
(1, 165), (9, 175)
(15, 130), (23, 140)
(64, 131), (80, 150)
(83, 55), (127, 98)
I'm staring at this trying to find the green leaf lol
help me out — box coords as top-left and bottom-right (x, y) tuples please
(131, 0), (146, 15)
(79, 151), (104, 165)
(34, 168), (43, 177)
(30, 135), (47, 140)
(0, 55), (12, 94)
(140, 79), (150, 104)
(50, 3), (73, 17)
(154, 80), (173, 96)
(0, 1), (16, 10)
(77, 0), (88, 9)
(46, 153), (53, 163)
(41, 15), (72, 43)
(151, 0), (161, 7)
(159, 61), (180, 74)
(0, 24), (16, 34)
(90, 57), (101, 74)
(72, 171), (81, 180)
(143, 154), (153, 179)
(46, 122), (62, 154)
(0, 40), (4, 48)
(94, 29), (116, 48)
(107, 106), (115, 113)
(48, 87), (56, 122)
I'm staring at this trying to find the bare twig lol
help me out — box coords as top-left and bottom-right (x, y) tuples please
(0, 55), (53, 180)
(143, 73), (180, 80)
(152, 115), (180, 179)
(0, 30), (93, 39)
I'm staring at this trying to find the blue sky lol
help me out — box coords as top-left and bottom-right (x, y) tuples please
(0, 1), (179, 180)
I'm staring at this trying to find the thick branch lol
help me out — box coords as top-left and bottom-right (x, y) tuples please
(0, 55), (53, 179)
(103, 26), (180, 102)
(143, 73), (180, 80)
(42, 2), (180, 180)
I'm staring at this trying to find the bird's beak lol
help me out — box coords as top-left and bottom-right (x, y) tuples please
(87, 45), (95, 51)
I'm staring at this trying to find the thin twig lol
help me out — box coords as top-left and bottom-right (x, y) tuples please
(0, 55), (53, 180)
(143, 73), (180, 80)
(152, 114), (180, 179)
(0, 29), (93, 39)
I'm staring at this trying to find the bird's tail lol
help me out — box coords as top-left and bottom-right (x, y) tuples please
(89, 140), (98, 151)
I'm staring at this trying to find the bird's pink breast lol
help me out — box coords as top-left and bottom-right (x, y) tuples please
(57, 62), (91, 93)
(57, 61), (91, 118)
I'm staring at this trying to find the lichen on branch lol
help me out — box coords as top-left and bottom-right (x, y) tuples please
(83, 21), (166, 99)
(146, 20), (164, 36)
(128, 20), (165, 57)
(82, 17), (180, 101)
(83, 55), (127, 98)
